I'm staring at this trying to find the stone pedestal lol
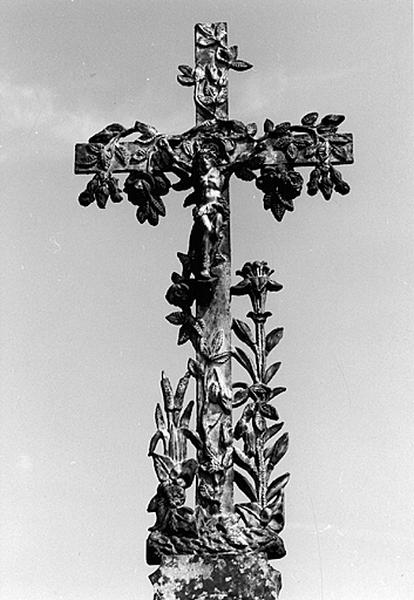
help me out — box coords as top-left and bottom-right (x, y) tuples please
(149, 552), (282, 600)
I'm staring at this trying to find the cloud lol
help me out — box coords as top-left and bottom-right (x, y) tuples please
(0, 75), (102, 144)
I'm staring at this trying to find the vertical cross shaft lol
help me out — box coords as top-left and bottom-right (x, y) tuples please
(193, 22), (233, 513)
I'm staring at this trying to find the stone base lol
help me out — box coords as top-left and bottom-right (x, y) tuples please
(149, 552), (282, 600)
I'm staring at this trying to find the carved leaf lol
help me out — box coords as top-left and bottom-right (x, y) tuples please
(264, 118), (275, 133)
(270, 386), (287, 399)
(331, 144), (350, 162)
(234, 470), (258, 502)
(215, 22), (227, 41)
(265, 328), (284, 354)
(231, 279), (251, 296)
(197, 23), (215, 37)
(197, 36), (216, 47)
(263, 422), (285, 443)
(148, 431), (164, 455)
(233, 388), (249, 408)
(233, 447), (257, 478)
(234, 166), (256, 181)
(166, 311), (185, 326)
(266, 432), (289, 477)
(114, 145), (130, 167)
(260, 403), (279, 421)
(88, 123), (126, 144)
(180, 458), (198, 487)
(230, 59), (253, 71)
(301, 112), (319, 127)
(216, 88), (228, 104)
(232, 319), (255, 349)
(177, 326), (190, 345)
(246, 122), (258, 137)
(211, 352), (230, 365)
(236, 503), (261, 528)
(187, 357), (204, 379)
(179, 400), (194, 428)
(174, 372), (191, 410)
(320, 114), (345, 128)
(182, 428), (203, 450)
(178, 64), (193, 77)
(177, 74), (195, 87)
(155, 403), (167, 432)
(253, 410), (266, 433)
(286, 143), (298, 161)
(232, 347), (257, 381)
(152, 453), (174, 482)
(264, 362), (282, 384)
(160, 373), (174, 411)
(266, 472), (290, 503)
(210, 329), (224, 355)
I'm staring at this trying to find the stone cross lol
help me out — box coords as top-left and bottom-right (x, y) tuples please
(74, 22), (353, 599)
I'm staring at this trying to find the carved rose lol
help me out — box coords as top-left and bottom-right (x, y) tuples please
(124, 171), (170, 226)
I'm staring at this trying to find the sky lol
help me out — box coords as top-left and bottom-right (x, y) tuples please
(1, 1), (413, 599)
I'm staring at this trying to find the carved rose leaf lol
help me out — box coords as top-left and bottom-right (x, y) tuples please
(301, 112), (319, 127)
(177, 74), (195, 87)
(320, 114), (345, 128)
(166, 311), (186, 325)
(178, 64), (193, 77)
(230, 59), (253, 71)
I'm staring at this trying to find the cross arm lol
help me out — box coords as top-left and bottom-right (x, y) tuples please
(74, 112), (353, 226)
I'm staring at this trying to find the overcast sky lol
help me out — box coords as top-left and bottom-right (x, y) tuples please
(1, 1), (413, 599)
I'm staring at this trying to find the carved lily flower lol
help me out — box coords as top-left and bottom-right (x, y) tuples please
(124, 170), (170, 226)
(231, 261), (283, 315)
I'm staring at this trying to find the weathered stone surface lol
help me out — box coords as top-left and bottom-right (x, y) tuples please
(149, 552), (282, 600)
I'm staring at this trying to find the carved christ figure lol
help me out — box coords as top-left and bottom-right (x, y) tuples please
(187, 141), (229, 280)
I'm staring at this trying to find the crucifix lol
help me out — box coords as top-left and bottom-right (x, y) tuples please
(74, 22), (353, 600)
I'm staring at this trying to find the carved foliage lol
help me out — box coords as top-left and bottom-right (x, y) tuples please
(147, 371), (198, 561)
(246, 114), (352, 221)
(177, 22), (252, 121)
(231, 261), (289, 559)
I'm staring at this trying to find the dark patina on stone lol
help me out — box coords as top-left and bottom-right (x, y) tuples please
(150, 552), (282, 600)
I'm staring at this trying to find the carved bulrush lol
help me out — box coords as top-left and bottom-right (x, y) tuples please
(74, 20), (354, 599)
